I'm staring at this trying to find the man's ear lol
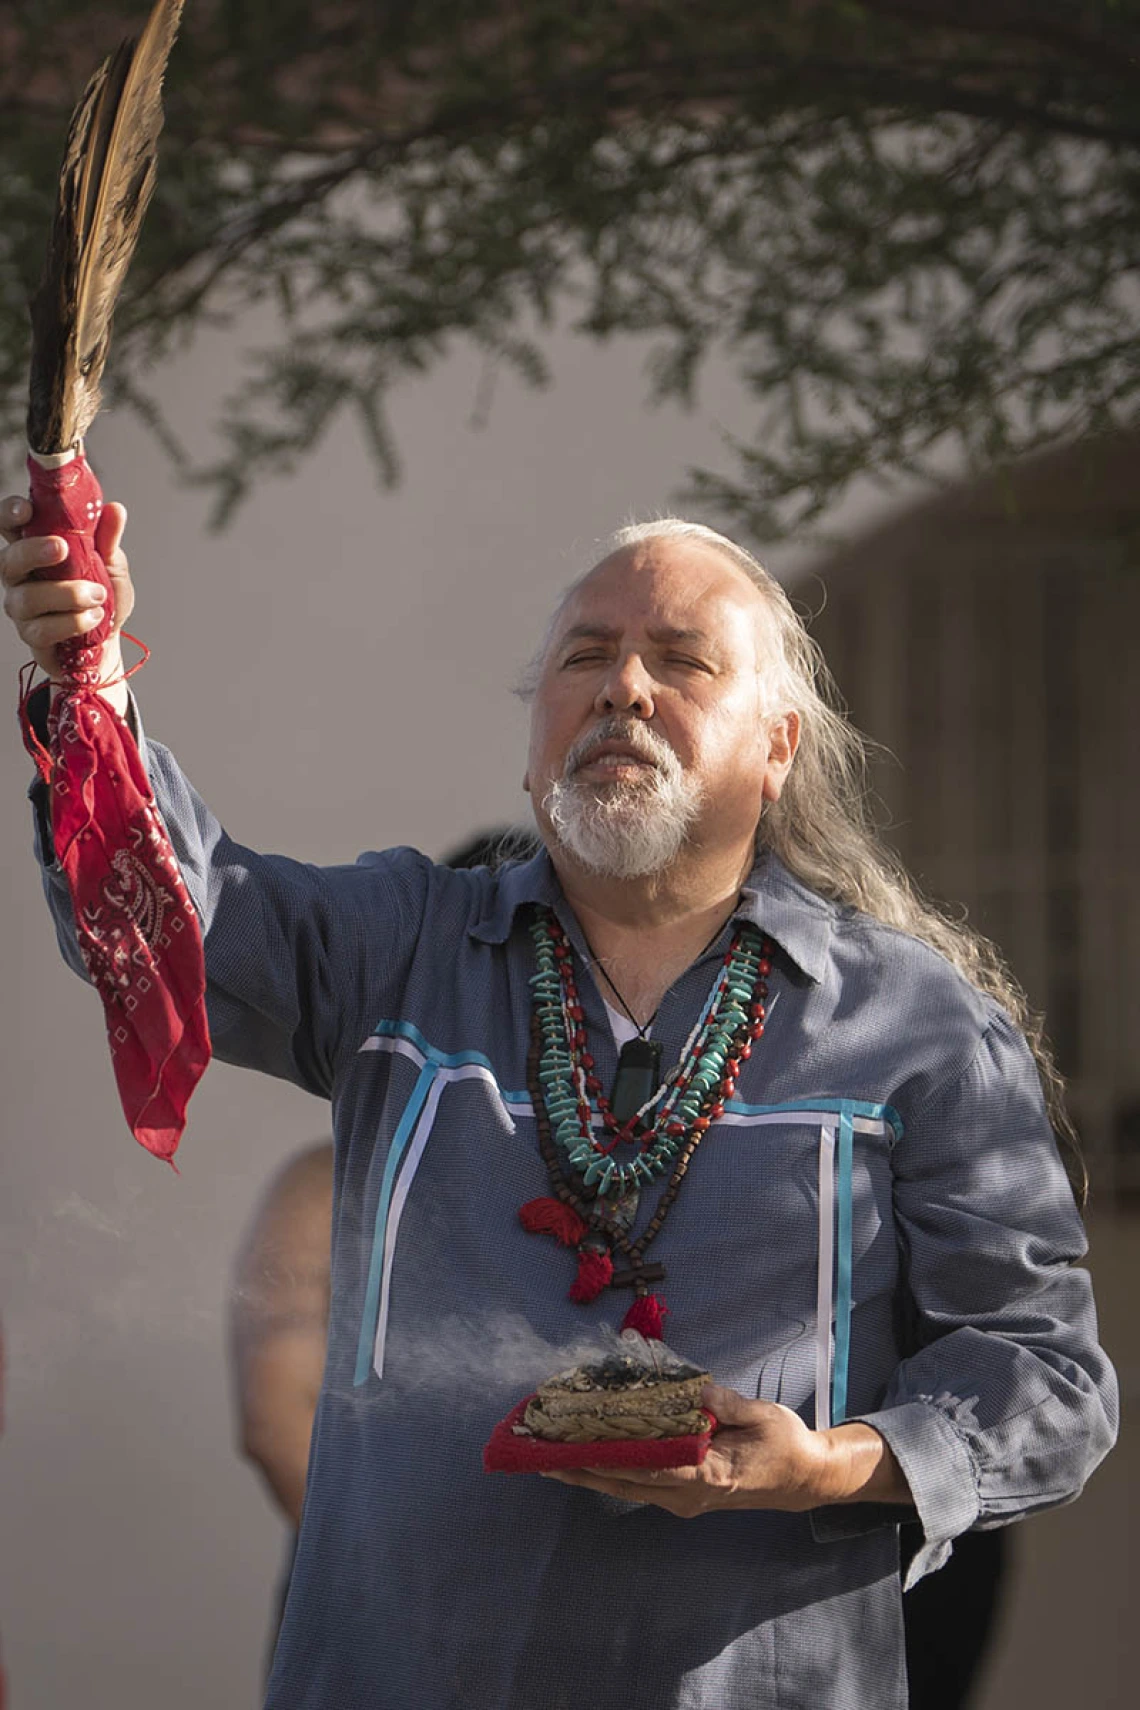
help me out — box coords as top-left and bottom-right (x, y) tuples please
(760, 711), (800, 804)
(522, 771), (531, 795)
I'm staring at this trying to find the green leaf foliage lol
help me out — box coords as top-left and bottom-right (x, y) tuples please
(1, 0), (1137, 536)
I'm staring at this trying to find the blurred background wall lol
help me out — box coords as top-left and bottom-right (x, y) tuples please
(0, 316), (1135, 1709)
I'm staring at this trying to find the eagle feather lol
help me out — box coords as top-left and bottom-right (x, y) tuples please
(27, 0), (184, 456)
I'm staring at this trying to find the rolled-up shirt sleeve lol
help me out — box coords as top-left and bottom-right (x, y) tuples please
(848, 1010), (1118, 1584)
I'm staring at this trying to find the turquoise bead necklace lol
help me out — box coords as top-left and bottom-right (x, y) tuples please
(520, 906), (774, 1326)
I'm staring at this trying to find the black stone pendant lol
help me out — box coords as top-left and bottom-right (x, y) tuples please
(608, 1037), (663, 1125)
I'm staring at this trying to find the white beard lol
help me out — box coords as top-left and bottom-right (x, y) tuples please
(543, 718), (704, 880)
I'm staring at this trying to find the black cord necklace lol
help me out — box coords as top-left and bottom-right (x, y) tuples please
(583, 947), (663, 1125)
(592, 955), (656, 1037)
(582, 909), (737, 1126)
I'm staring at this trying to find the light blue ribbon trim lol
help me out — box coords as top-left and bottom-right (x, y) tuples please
(831, 1106), (856, 1425)
(369, 1018), (495, 1072)
(723, 1095), (903, 1142)
(368, 1018), (529, 1104)
(367, 1028), (905, 1140)
(353, 1058), (438, 1387)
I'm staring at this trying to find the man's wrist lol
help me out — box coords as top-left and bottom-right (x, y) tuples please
(47, 641), (129, 719)
(816, 1423), (912, 1506)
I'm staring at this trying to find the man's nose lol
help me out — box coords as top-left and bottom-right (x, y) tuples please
(595, 653), (655, 718)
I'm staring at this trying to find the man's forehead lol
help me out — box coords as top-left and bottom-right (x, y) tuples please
(553, 541), (766, 639)
(556, 618), (718, 647)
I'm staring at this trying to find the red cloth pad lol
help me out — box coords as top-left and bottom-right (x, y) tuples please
(483, 1397), (717, 1473)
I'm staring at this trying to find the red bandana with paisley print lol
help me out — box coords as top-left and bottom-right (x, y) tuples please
(20, 451), (209, 1162)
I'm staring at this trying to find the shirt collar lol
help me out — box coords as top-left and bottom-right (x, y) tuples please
(733, 853), (833, 984)
(469, 846), (833, 984)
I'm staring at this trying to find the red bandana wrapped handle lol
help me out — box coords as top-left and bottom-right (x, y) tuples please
(24, 453), (116, 671)
(20, 450), (210, 1162)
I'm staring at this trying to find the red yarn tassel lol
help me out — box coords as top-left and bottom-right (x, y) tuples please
(519, 1197), (588, 1247)
(621, 1293), (668, 1339)
(569, 1246), (613, 1303)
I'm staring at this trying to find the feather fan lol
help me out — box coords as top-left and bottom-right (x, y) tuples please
(27, 0), (184, 456)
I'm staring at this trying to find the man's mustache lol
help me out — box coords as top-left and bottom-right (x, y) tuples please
(564, 717), (678, 777)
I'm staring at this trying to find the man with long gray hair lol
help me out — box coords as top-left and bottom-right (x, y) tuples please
(2, 497), (1117, 1710)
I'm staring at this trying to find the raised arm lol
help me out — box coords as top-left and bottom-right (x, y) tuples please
(4, 489), (432, 1107)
